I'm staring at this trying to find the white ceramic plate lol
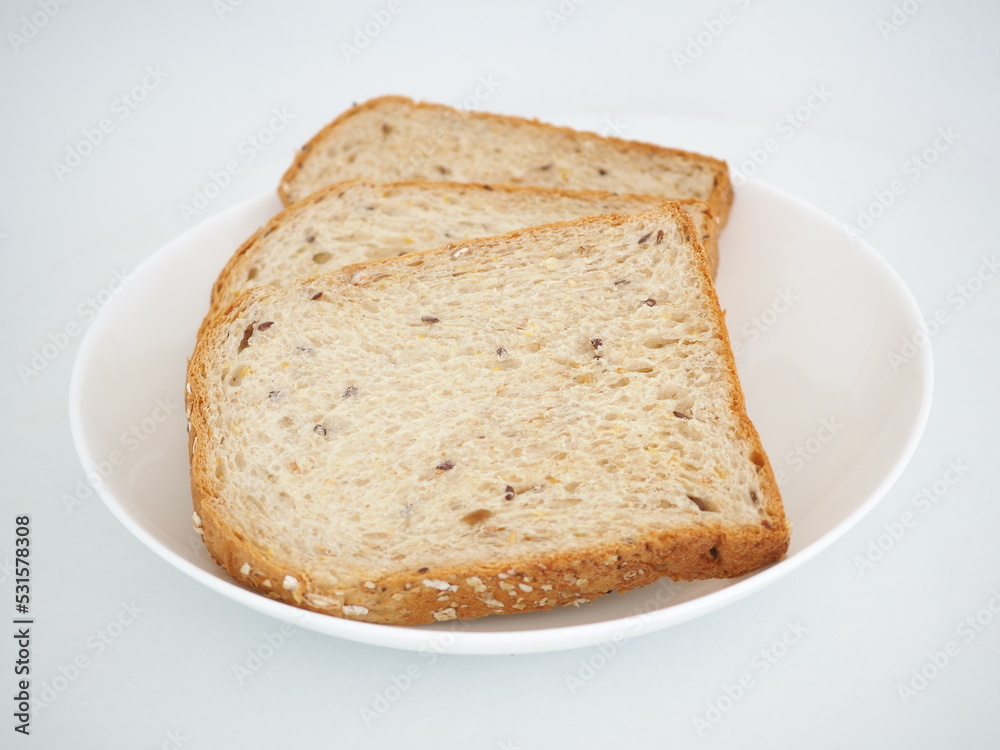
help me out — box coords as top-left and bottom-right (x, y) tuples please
(68, 180), (932, 655)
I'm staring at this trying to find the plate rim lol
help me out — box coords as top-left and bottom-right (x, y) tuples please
(68, 178), (934, 655)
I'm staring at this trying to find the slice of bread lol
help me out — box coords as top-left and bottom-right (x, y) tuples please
(207, 180), (720, 324)
(278, 96), (733, 225)
(187, 205), (788, 626)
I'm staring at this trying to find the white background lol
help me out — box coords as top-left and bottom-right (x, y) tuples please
(2, 0), (998, 747)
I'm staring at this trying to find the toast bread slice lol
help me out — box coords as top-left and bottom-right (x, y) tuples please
(278, 96), (733, 225)
(206, 179), (720, 326)
(187, 205), (788, 625)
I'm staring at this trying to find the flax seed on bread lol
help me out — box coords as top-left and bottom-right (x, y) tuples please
(278, 96), (733, 226)
(206, 179), (720, 326)
(187, 205), (788, 626)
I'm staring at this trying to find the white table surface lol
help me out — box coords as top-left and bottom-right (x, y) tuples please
(2, 1), (998, 747)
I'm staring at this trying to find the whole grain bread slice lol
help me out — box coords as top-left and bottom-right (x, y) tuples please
(187, 205), (788, 626)
(278, 96), (733, 225)
(207, 179), (720, 326)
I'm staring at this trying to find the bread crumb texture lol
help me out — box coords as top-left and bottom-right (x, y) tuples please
(207, 179), (719, 326)
(278, 96), (732, 225)
(188, 207), (788, 625)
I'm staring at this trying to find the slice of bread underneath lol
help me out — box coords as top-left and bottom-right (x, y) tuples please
(187, 206), (789, 626)
(278, 95), (733, 226)
(207, 180), (720, 325)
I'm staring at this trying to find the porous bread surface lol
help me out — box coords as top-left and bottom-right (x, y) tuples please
(188, 206), (788, 626)
(209, 180), (720, 323)
(278, 96), (733, 225)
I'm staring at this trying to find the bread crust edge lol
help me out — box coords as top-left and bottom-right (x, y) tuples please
(277, 95), (734, 225)
(200, 179), (720, 337)
(186, 207), (787, 627)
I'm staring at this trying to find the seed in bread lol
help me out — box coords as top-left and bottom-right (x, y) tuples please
(206, 179), (720, 326)
(187, 205), (789, 626)
(278, 95), (733, 225)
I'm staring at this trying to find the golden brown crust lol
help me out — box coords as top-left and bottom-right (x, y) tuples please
(187, 206), (787, 626)
(671, 209), (789, 543)
(194, 511), (786, 626)
(277, 95), (734, 226)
